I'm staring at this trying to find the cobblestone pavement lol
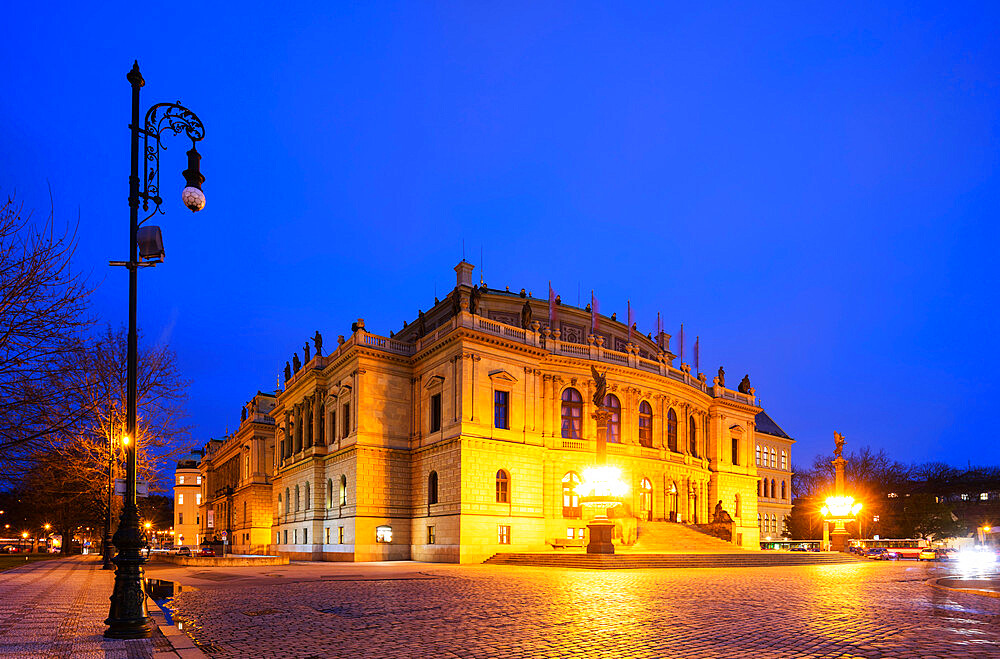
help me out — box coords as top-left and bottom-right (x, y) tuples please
(164, 561), (1000, 658)
(0, 555), (170, 659)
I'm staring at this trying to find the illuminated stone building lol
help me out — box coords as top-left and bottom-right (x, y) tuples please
(754, 412), (794, 541)
(195, 392), (277, 554)
(258, 261), (791, 563)
(172, 456), (202, 548)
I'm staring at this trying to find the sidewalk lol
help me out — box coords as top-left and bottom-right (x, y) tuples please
(931, 575), (1000, 598)
(0, 554), (198, 658)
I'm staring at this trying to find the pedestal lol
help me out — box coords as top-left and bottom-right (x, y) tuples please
(830, 522), (849, 553)
(586, 518), (615, 554)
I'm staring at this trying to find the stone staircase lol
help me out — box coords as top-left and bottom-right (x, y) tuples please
(632, 522), (746, 553)
(482, 551), (864, 569)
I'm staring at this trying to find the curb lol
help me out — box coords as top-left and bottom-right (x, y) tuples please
(148, 605), (207, 658)
(926, 577), (1000, 599)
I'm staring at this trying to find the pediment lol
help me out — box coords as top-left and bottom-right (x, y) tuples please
(488, 369), (518, 384)
(424, 375), (445, 390)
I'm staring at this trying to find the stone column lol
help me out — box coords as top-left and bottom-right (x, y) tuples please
(541, 374), (550, 438)
(312, 393), (321, 447)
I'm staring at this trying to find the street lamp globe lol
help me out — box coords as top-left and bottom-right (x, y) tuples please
(181, 186), (206, 212)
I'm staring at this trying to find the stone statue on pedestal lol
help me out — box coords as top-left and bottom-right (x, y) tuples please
(284, 361), (291, 382)
(292, 354), (301, 373)
(717, 366), (726, 388)
(304, 342), (311, 363)
(591, 365), (607, 408)
(834, 431), (845, 458)
(738, 374), (751, 394)
(713, 500), (733, 524)
(313, 331), (323, 356)
(521, 300), (532, 329)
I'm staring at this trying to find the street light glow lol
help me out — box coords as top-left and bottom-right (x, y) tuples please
(121, 435), (130, 446)
(576, 465), (628, 508)
(821, 496), (862, 519)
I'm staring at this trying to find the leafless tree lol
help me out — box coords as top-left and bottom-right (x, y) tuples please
(0, 193), (94, 480)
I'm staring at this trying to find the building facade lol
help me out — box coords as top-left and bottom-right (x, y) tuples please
(178, 261), (795, 562)
(754, 413), (794, 540)
(172, 457), (202, 548)
(196, 392), (277, 554)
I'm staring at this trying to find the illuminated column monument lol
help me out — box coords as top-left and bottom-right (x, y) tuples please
(577, 367), (627, 554)
(821, 432), (862, 552)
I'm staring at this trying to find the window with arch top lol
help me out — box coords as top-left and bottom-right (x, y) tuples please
(327, 479), (333, 509)
(689, 416), (698, 456)
(339, 475), (347, 506)
(560, 388), (583, 439)
(604, 394), (621, 443)
(428, 470), (439, 505)
(638, 401), (653, 448)
(496, 469), (510, 503)
(666, 408), (678, 452)
(781, 480), (787, 500)
(294, 485), (300, 511)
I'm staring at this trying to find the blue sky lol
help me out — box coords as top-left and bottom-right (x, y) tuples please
(2, 2), (997, 468)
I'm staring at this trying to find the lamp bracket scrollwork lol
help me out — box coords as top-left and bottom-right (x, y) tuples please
(137, 102), (206, 223)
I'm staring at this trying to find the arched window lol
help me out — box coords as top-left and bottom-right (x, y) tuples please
(689, 416), (698, 456)
(562, 472), (581, 518)
(771, 514), (777, 534)
(758, 480), (763, 497)
(668, 480), (679, 521)
(771, 448), (777, 468)
(284, 488), (290, 514)
(339, 475), (347, 506)
(304, 482), (310, 510)
(604, 394), (621, 443)
(761, 479), (767, 498)
(781, 450), (787, 471)
(327, 479), (333, 509)
(638, 401), (653, 447)
(666, 408), (678, 451)
(781, 480), (787, 500)
(496, 470), (510, 504)
(278, 491), (283, 514)
(428, 470), (439, 505)
(771, 479), (776, 500)
(639, 478), (653, 521)
(756, 444), (761, 465)
(295, 485), (300, 511)
(561, 388), (583, 439)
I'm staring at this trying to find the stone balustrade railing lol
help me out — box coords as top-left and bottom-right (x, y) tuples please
(283, 311), (756, 406)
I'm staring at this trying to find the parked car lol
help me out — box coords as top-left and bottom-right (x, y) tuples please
(2, 545), (19, 553)
(918, 548), (950, 561)
(197, 546), (216, 557)
(176, 546), (192, 556)
(866, 547), (898, 560)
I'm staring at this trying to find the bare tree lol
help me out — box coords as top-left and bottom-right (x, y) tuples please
(0, 193), (94, 480)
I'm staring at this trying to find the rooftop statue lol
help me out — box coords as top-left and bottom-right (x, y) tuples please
(591, 365), (607, 408)
(292, 353), (301, 373)
(284, 361), (291, 382)
(313, 331), (323, 356)
(717, 366), (726, 388)
(304, 342), (311, 363)
(738, 374), (752, 394)
(521, 299), (532, 329)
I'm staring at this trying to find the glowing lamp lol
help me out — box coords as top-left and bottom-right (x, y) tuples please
(122, 435), (131, 446)
(822, 496), (862, 520)
(576, 465), (628, 509)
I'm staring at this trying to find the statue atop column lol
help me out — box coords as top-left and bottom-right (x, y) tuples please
(313, 331), (323, 356)
(834, 431), (845, 458)
(304, 342), (311, 364)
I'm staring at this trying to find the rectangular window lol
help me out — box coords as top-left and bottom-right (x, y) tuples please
(566, 528), (574, 540)
(494, 391), (509, 430)
(430, 393), (442, 432)
(325, 527), (330, 544)
(179, 475), (185, 484)
(178, 494), (184, 505)
(276, 532), (280, 544)
(578, 528), (586, 540)
(427, 525), (436, 544)
(179, 512), (184, 525)
(498, 524), (511, 545)
(283, 529), (288, 544)
(196, 493), (202, 505)
(293, 529), (297, 544)
(731, 437), (739, 465)
(196, 514), (200, 524)
(338, 526), (344, 544)
(303, 528), (308, 544)
(343, 404), (351, 437)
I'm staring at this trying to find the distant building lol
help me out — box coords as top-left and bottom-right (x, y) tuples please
(178, 262), (794, 562)
(172, 454), (203, 548)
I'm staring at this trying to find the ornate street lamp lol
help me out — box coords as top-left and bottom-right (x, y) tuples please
(820, 432), (862, 552)
(105, 61), (206, 640)
(576, 367), (628, 554)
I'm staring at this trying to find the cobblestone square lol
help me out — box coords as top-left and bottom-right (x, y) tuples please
(154, 560), (1000, 658)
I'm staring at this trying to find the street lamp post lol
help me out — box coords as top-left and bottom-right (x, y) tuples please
(102, 421), (117, 570)
(104, 61), (206, 640)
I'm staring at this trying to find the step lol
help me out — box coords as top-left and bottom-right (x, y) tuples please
(483, 552), (864, 569)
